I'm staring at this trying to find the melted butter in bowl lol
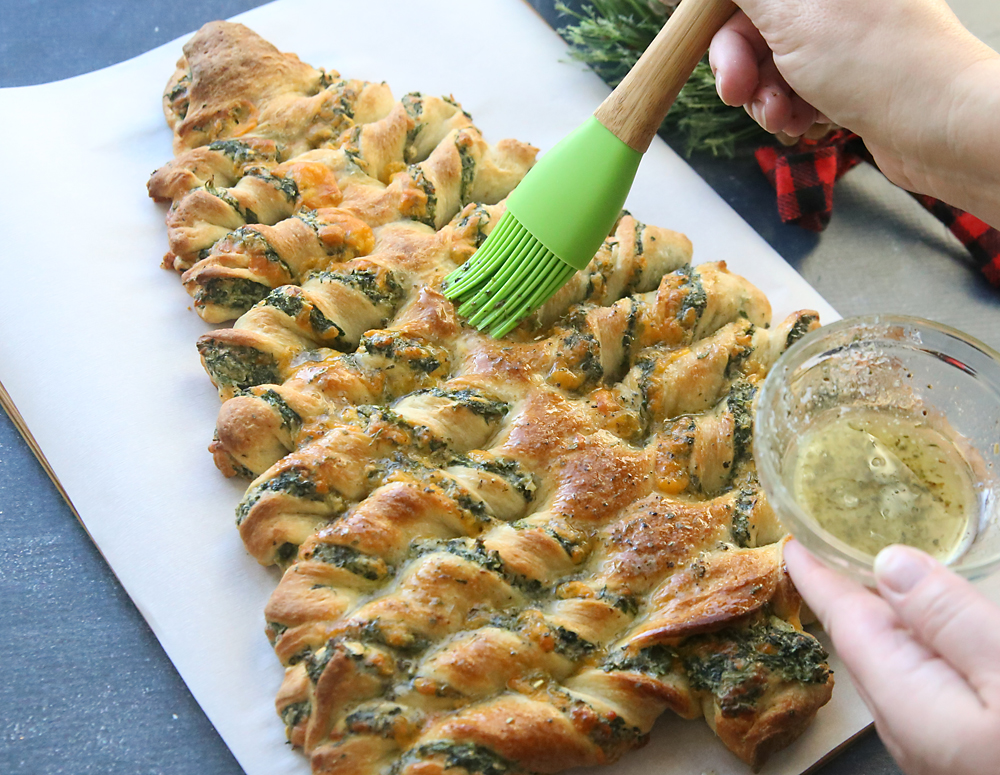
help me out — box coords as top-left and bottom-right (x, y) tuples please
(788, 409), (978, 561)
(754, 314), (1000, 584)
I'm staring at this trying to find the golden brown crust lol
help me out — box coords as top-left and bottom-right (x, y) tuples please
(147, 137), (280, 202)
(165, 21), (349, 157)
(153, 22), (833, 775)
(714, 677), (835, 771)
(630, 544), (785, 646)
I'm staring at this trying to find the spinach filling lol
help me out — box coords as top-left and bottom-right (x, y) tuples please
(312, 266), (404, 308)
(198, 340), (280, 392)
(578, 335), (605, 385)
(620, 298), (641, 363)
(297, 209), (359, 258)
(308, 543), (391, 581)
(551, 625), (596, 660)
(416, 538), (546, 596)
(416, 538), (506, 575)
(356, 406), (449, 459)
(268, 621), (288, 639)
(203, 182), (258, 224)
(342, 125), (365, 169)
(322, 78), (357, 120)
(731, 484), (759, 548)
(295, 209), (325, 238)
(455, 204), (492, 247)
(276, 541), (299, 565)
(632, 355), (659, 421)
(409, 165), (437, 226)
(586, 711), (646, 751)
(345, 703), (417, 737)
(590, 253), (618, 301)
(304, 635), (394, 683)
(453, 490), (490, 521)
(217, 447), (255, 480)
(279, 700), (311, 729)
(552, 325), (604, 390)
(410, 353), (442, 373)
(395, 742), (515, 775)
(676, 265), (708, 327)
(605, 618), (830, 718)
(359, 405), (424, 437)
(599, 589), (640, 616)
(785, 312), (819, 349)
(246, 388), (300, 433)
(166, 73), (191, 118)
(378, 455), (493, 523)
(458, 141), (477, 204)
(604, 643), (678, 677)
(401, 92), (425, 163)
(727, 378), (757, 471)
(309, 306), (345, 339)
(262, 288), (347, 342)
(207, 139), (269, 165)
(197, 277), (273, 314)
(263, 288), (305, 318)
(724, 324), (756, 378)
(355, 619), (429, 654)
(683, 618), (830, 716)
(542, 525), (586, 560)
(230, 226), (291, 275)
(243, 168), (299, 202)
(449, 455), (535, 502)
(235, 467), (322, 526)
(305, 646), (332, 684)
(401, 92), (424, 121)
(361, 331), (442, 374)
(412, 387), (509, 422)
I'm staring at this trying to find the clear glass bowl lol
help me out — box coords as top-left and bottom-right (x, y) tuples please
(755, 314), (1000, 585)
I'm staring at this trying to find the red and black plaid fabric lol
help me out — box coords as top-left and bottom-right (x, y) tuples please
(754, 130), (1000, 287)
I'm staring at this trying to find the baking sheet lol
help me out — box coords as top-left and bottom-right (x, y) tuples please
(0, 0), (889, 772)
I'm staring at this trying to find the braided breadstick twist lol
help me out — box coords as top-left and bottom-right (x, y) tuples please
(179, 207), (376, 322)
(148, 138), (280, 204)
(151, 90), (535, 319)
(163, 22), (394, 158)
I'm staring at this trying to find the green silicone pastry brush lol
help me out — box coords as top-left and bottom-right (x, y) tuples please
(443, 0), (736, 337)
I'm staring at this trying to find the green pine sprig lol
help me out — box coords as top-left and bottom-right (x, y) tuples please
(556, 0), (766, 157)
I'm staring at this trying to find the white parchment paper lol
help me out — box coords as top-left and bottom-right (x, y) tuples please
(0, 0), (922, 772)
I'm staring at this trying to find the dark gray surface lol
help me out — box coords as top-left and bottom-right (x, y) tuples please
(4, 0), (997, 773)
(1, 5), (271, 773)
(0, 410), (244, 775)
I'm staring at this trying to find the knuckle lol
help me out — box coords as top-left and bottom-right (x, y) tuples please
(906, 573), (971, 647)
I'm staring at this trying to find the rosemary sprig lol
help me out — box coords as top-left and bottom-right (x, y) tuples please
(556, 0), (766, 156)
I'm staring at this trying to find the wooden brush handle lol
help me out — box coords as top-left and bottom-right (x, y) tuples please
(594, 0), (736, 153)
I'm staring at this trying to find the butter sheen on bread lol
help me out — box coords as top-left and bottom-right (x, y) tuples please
(148, 21), (832, 775)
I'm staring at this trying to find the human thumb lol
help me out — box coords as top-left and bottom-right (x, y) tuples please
(875, 545), (1000, 700)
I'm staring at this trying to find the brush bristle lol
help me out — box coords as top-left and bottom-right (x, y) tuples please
(442, 211), (576, 338)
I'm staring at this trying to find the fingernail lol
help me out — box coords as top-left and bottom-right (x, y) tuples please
(751, 98), (764, 127)
(874, 545), (935, 595)
(714, 72), (724, 100)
